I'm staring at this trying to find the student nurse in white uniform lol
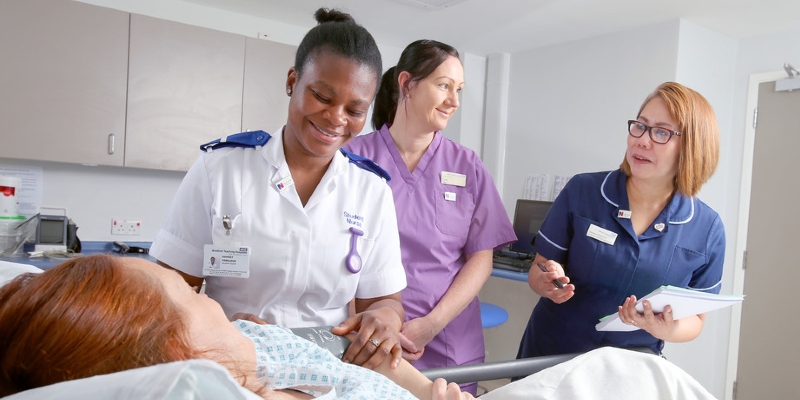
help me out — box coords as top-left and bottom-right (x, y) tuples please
(149, 8), (407, 370)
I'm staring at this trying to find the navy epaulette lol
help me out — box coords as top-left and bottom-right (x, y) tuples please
(200, 131), (272, 151)
(340, 148), (392, 182)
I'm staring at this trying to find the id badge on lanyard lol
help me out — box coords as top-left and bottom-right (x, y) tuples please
(203, 214), (251, 278)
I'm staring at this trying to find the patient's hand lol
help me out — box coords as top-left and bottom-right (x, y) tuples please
(399, 332), (425, 362)
(231, 312), (270, 325)
(400, 318), (440, 362)
(431, 378), (475, 400)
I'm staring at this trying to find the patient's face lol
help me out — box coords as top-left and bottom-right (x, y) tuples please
(122, 259), (250, 354)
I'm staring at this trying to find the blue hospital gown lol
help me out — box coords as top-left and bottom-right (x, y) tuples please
(234, 320), (416, 399)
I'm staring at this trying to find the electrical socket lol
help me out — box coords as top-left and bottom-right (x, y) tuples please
(111, 218), (141, 235)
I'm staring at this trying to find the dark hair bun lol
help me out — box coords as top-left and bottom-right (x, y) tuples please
(314, 8), (355, 24)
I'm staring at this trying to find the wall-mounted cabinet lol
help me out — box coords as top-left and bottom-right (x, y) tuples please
(242, 37), (295, 133)
(125, 15), (247, 172)
(0, 0), (297, 172)
(0, 0), (129, 166)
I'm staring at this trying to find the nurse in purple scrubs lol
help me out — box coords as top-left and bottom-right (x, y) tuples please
(346, 40), (516, 395)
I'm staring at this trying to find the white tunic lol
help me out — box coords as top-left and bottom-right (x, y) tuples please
(150, 129), (406, 327)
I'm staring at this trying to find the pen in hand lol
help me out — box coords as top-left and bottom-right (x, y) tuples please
(537, 262), (565, 289)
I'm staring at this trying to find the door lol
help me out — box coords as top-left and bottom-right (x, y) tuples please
(735, 82), (800, 399)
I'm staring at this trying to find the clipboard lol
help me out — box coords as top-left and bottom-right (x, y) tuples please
(596, 285), (744, 332)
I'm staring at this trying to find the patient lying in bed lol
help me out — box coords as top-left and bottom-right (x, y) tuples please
(0, 257), (716, 399)
(0, 256), (469, 400)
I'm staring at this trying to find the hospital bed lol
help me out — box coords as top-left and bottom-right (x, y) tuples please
(4, 346), (716, 400)
(1, 261), (717, 400)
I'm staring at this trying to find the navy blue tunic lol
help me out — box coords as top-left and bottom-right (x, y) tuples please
(517, 170), (725, 357)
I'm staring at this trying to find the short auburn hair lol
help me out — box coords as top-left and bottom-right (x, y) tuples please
(621, 81), (720, 197)
(0, 255), (196, 396)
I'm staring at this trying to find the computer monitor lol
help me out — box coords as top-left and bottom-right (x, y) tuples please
(34, 214), (68, 252)
(509, 199), (553, 254)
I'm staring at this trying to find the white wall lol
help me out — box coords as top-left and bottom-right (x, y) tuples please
(502, 21), (680, 212)
(0, 157), (184, 242)
(444, 52), (488, 156)
(668, 20), (739, 397)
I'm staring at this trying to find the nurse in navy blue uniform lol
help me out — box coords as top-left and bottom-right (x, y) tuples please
(517, 82), (725, 358)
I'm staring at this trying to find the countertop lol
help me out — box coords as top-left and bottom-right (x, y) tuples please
(1, 242), (531, 281)
(490, 267), (529, 282)
(0, 241), (155, 270)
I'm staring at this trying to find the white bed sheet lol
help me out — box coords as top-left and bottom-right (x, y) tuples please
(480, 346), (717, 400)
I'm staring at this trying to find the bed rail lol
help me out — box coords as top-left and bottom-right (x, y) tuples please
(420, 347), (654, 384)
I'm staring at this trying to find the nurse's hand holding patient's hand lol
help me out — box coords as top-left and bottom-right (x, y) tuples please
(333, 306), (403, 370)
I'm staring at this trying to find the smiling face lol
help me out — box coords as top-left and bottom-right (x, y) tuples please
(283, 50), (378, 161)
(404, 55), (463, 133)
(625, 96), (681, 184)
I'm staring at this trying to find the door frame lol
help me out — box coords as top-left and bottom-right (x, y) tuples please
(724, 70), (787, 400)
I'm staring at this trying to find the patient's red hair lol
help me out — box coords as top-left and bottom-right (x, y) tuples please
(0, 254), (197, 396)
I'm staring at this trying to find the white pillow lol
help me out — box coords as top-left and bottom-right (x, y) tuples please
(3, 359), (262, 400)
(0, 261), (42, 287)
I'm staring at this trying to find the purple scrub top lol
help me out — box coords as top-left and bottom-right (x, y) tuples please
(347, 125), (516, 371)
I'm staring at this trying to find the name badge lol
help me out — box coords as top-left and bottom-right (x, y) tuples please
(444, 192), (456, 201)
(203, 244), (251, 278)
(275, 176), (294, 192)
(586, 224), (617, 245)
(441, 171), (466, 187)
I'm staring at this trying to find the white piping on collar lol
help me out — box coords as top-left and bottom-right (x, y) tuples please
(601, 170), (696, 225)
(669, 197), (694, 225)
(600, 171), (618, 207)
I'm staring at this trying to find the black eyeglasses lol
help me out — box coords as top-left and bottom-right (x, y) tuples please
(627, 120), (681, 144)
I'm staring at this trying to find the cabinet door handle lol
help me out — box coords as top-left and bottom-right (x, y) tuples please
(108, 133), (115, 155)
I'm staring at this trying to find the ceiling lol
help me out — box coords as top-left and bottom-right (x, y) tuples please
(181, 0), (800, 56)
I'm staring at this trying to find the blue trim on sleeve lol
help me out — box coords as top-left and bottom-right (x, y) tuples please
(200, 131), (272, 151)
(339, 148), (392, 182)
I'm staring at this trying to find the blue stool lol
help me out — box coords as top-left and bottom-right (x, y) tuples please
(480, 302), (509, 329)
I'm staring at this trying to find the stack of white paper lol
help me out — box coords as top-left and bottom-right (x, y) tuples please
(522, 174), (572, 201)
(596, 286), (744, 332)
